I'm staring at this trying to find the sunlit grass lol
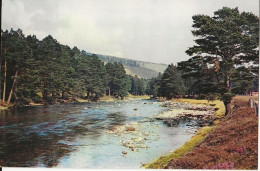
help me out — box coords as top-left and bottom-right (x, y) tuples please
(75, 99), (90, 102)
(126, 94), (150, 100)
(0, 106), (9, 110)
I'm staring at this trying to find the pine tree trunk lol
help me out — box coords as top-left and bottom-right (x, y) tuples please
(225, 74), (230, 90)
(108, 88), (110, 96)
(2, 56), (7, 102)
(7, 70), (18, 104)
(224, 101), (232, 116)
(62, 91), (66, 99)
(42, 90), (48, 100)
(224, 74), (232, 116)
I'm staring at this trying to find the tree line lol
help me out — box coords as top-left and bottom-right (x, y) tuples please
(1, 30), (146, 106)
(147, 7), (259, 115)
(1, 7), (258, 115)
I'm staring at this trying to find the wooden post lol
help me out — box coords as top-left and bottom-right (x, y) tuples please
(249, 98), (258, 116)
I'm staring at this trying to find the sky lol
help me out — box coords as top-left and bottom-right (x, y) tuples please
(2, 0), (259, 64)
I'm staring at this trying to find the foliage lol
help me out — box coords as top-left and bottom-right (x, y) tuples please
(146, 73), (162, 97)
(179, 7), (259, 114)
(147, 64), (186, 99)
(84, 54), (108, 98)
(129, 75), (146, 95)
(0, 29), (133, 105)
(1, 29), (40, 105)
(159, 64), (186, 99)
(105, 62), (130, 99)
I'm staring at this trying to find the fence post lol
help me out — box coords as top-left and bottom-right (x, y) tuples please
(249, 98), (258, 116)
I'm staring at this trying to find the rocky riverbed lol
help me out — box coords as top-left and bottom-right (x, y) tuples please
(105, 100), (215, 156)
(106, 121), (159, 154)
(155, 101), (215, 125)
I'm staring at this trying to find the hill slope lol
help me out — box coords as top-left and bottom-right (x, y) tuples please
(86, 52), (168, 79)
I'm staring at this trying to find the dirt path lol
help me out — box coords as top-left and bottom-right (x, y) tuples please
(165, 96), (258, 169)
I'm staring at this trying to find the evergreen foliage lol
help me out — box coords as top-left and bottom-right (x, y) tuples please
(0, 29), (134, 106)
(159, 64), (186, 99)
(129, 75), (146, 96)
(146, 73), (162, 97)
(105, 62), (130, 99)
(147, 7), (258, 109)
(180, 7), (259, 115)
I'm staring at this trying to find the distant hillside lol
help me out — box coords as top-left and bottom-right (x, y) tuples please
(85, 52), (168, 79)
(124, 65), (159, 79)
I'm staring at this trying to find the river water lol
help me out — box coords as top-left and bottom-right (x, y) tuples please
(0, 99), (198, 168)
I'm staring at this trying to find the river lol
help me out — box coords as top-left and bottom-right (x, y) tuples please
(0, 99), (198, 168)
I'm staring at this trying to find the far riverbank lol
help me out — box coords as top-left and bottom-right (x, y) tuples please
(0, 95), (151, 110)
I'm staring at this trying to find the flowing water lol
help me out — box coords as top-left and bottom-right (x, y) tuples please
(0, 99), (198, 168)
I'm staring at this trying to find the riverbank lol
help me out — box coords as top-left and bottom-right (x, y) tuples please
(143, 98), (225, 168)
(144, 96), (258, 169)
(0, 106), (9, 110)
(0, 95), (151, 109)
(100, 94), (150, 102)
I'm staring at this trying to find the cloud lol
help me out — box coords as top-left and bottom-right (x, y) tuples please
(2, 0), (259, 64)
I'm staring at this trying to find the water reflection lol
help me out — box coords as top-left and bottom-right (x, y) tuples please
(0, 104), (91, 167)
(162, 118), (199, 127)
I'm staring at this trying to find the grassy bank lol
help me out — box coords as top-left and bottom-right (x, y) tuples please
(125, 94), (150, 100)
(143, 98), (225, 169)
(99, 94), (150, 102)
(0, 106), (9, 110)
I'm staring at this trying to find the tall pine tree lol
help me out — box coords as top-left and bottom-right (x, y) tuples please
(185, 7), (259, 115)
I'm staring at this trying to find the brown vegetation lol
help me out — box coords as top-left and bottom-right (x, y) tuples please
(165, 96), (258, 169)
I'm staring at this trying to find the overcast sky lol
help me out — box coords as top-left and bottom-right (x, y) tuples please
(2, 0), (259, 64)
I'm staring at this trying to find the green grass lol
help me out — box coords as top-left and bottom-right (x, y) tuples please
(143, 99), (225, 169)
